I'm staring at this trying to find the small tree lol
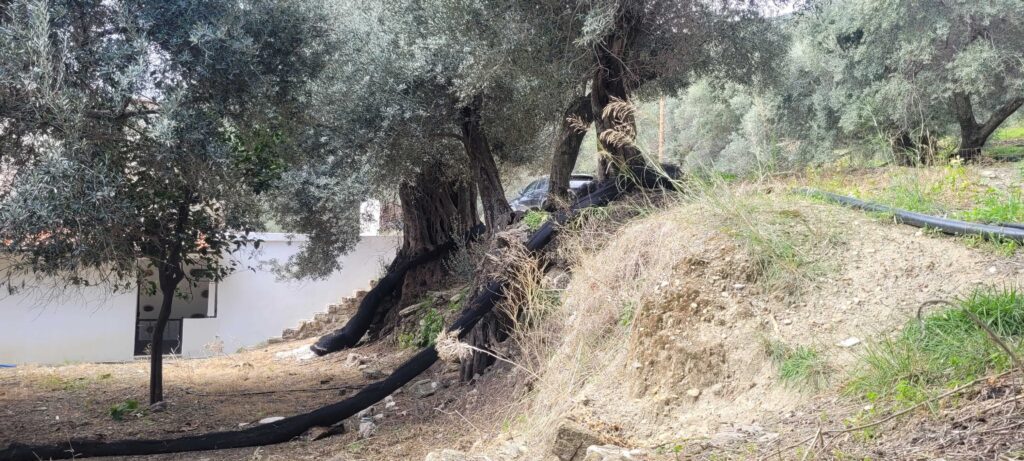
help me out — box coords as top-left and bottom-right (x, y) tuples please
(0, 0), (328, 404)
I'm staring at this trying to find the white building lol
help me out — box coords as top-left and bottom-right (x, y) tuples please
(0, 233), (399, 365)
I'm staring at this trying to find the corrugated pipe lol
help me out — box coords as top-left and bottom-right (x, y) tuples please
(799, 188), (1024, 243)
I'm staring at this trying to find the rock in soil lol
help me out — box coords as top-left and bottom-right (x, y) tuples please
(551, 421), (604, 461)
(345, 353), (367, 367)
(358, 418), (376, 439)
(412, 379), (439, 398)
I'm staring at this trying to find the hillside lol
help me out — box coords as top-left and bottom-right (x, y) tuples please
(2, 161), (1022, 460)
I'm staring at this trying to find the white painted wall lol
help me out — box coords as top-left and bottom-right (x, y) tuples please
(181, 234), (399, 356)
(0, 234), (400, 364)
(0, 279), (138, 364)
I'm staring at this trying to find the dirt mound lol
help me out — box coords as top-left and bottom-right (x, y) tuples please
(494, 185), (1021, 458)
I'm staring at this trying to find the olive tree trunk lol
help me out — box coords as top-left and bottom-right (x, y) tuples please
(460, 96), (512, 232)
(952, 92), (1024, 161)
(148, 201), (189, 405)
(590, 9), (648, 180)
(398, 165), (480, 305)
(150, 266), (183, 405)
(546, 94), (594, 209)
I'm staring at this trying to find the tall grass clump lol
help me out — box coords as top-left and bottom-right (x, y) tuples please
(764, 339), (831, 390)
(689, 175), (843, 293)
(847, 288), (1024, 406)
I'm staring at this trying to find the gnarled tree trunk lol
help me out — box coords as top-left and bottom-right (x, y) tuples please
(546, 94), (594, 210)
(952, 92), (1024, 161)
(398, 165), (480, 305)
(460, 96), (512, 232)
(312, 166), (482, 355)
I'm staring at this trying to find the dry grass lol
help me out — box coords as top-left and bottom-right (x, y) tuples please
(477, 195), (680, 455)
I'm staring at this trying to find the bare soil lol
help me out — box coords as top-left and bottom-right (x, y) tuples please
(0, 337), (501, 460)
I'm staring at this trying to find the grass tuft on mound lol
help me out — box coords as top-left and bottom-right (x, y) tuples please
(764, 340), (831, 390)
(847, 287), (1024, 406)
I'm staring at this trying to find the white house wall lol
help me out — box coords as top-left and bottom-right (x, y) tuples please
(0, 234), (400, 365)
(0, 280), (138, 364)
(182, 234), (400, 356)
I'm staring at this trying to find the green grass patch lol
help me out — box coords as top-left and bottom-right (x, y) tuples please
(847, 288), (1024, 406)
(109, 399), (140, 421)
(522, 210), (549, 232)
(764, 340), (830, 390)
(958, 188), (1024, 224)
(986, 144), (1024, 159)
(399, 307), (445, 349)
(618, 301), (636, 326)
(992, 123), (1024, 142)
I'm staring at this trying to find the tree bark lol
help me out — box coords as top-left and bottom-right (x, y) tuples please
(398, 165), (480, 305)
(312, 167), (483, 355)
(546, 94), (594, 210)
(590, 8), (648, 180)
(150, 270), (180, 405)
(149, 201), (189, 405)
(952, 92), (1024, 161)
(460, 96), (512, 232)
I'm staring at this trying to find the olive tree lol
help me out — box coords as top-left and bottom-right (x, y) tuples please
(804, 0), (1024, 162)
(0, 0), (329, 404)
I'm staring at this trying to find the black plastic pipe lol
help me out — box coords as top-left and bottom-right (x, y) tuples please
(801, 189), (1024, 243)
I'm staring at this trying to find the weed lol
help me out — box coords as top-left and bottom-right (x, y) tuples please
(986, 144), (1024, 159)
(39, 375), (86, 391)
(764, 339), (830, 390)
(958, 188), (1024, 224)
(397, 332), (416, 349)
(414, 308), (444, 347)
(876, 176), (945, 214)
(720, 198), (839, 292)
(961, 233), (1020, 257)
(847, 288), (1024, 406)
(109, 399), (140, 421)
(522, 210), (549, 232)
(346, 440), (365, 452)
(618, 301), (636, 326)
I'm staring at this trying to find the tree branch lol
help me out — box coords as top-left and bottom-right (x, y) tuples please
(979, 96), (1024, 141)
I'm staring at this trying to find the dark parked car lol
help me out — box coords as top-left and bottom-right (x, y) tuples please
(510, 174), (595, 211)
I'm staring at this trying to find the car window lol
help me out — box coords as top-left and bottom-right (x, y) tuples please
(524, 178), (547, 194)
